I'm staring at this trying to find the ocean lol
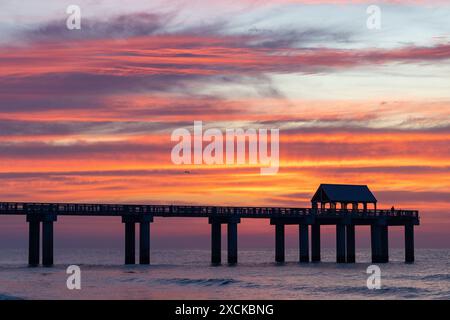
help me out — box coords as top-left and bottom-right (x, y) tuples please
(0, 248), (448, 300)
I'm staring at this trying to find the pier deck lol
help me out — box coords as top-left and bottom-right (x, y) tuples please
(0, 201), (419, 266)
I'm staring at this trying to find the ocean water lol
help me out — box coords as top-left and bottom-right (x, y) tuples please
(0, 248), (448, 300)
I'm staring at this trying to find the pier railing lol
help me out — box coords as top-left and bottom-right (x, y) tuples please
(314, 208), (419, 218)
(0, 202), (419, 218)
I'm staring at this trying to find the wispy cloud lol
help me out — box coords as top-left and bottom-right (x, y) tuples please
(0, 3), (449, 247)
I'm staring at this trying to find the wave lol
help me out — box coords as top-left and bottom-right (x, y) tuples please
(0, 293), (24, 300)
(156, 278), (239, 287)
(421, 274), (450, 281)
(310, 285), (433, 298)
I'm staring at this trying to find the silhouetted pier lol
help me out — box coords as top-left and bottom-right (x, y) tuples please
(0, 184), (419, 267)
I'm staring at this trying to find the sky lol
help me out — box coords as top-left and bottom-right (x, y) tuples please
(0, 0), (449, 251)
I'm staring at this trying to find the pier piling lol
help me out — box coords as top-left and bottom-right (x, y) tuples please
(27, 216), (40, 267)
(211, 221), (221, 265)
(227, 222), (238, 265)
(122, 216), (136, 265)
(139, 222), (150, 265)
(138, 215), (153, 265)
(381, 225), (389, 263)
(275, 224), (285, 263)
(405, 224), (415, 263)
(336, 224), (346, 263)
(346, 224), (356, 263)
(371, 224), (382, 263)
(299, 224), (309, 262)
(311, 224), (321, 262)
(42, 216), (56, 267)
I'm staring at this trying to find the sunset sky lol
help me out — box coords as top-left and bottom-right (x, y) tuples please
(0, 0), (449, 251)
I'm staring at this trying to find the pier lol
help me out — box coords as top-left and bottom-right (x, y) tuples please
(0, 184), (419, 267)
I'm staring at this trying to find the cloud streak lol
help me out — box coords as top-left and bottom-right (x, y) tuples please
(0, 4), (449, 247)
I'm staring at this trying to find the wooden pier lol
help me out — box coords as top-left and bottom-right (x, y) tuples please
(0, 184), (419, 267)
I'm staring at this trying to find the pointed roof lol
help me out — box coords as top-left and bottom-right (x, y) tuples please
(311, 184), (377, 203)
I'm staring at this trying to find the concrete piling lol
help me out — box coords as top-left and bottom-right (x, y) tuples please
(227, 222), (238, 264)
(123, 217), (136, 265)
(336, 224), (346, 263)
(299, 224), (309, 262)
(139, 222), (150, 264)
(27, 218), (40, 267)
(405, 224), (415, 263)
(42, 220), (54, 267)
(346, 224), (356, 263)
(211, 222), (221, 265)
(275, 224), (285, 263)
(311, 224), (321, 262)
